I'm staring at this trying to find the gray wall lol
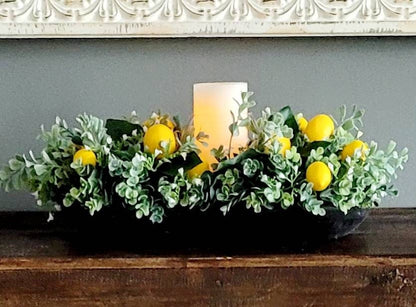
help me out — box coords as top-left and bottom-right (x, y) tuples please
(0, 38), (414, 210)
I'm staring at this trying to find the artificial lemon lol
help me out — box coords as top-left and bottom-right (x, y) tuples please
(306, 161), (332, 192)
(341, 140), (369, 161)
(265, 136), (291, 156)
(187, 161), (210, 178)
(305, 114), (335, 142)
(278, 137), (291, 157)
(143, 124), (176, 158)
(164, 119), (175, 130)
(73, 149), (97, 167)
(297, 117), (308, 133)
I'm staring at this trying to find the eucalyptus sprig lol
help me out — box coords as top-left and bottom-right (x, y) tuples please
(227, 92), (256, 157)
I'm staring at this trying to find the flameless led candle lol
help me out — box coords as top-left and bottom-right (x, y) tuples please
(193, 82), (249, 166)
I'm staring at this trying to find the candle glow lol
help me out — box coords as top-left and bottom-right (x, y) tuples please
(193, 82), (249, 166)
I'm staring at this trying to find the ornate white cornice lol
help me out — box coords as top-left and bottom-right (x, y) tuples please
(1, 0), (416, 37)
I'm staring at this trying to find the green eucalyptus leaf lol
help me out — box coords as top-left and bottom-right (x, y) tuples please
(8, 159), (23, 171)
(279, 106), (299, 136)
(0, 169), (8, 181)
(300, 141), (332, 157)
(341, 119), (354, 131)
(34, 165), (48, 176)
(158, 151), (202, 176)
(216, 148), (265, 172)
(105, 119), (144, 141)
(72, 135), (83, 146)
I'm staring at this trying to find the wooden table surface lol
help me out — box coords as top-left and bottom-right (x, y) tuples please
(0, 208), (415, 306)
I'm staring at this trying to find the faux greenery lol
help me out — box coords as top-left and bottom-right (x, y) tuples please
(0, 95), (408, 223)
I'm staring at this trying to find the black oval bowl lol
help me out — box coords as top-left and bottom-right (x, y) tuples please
(52, 204), (369, 252)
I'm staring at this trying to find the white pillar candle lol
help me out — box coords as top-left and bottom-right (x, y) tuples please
(193, 82), (249, 166)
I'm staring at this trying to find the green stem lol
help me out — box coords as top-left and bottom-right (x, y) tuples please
(228, 134), (233, 159)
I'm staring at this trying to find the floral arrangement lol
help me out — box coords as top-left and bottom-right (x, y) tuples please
(0, 93), (408, 223)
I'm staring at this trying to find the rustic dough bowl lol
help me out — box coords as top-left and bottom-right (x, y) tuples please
(52, 204), (369, 251)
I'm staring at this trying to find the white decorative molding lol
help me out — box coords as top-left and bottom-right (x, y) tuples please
(1, 0), (416, 37)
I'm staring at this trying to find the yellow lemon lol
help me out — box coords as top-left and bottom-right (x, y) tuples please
(265, 136), (291, 156)
(341, 140), (369, 161)
(305, 114), (335, 142)
(164, 119), (175, 130)
(278, 137), (291, 157)
(297, 117), (308, 133)
(187, 161), (210, 178)
(143, 124), (176, 158)
(306, 161), (332, 192)
(73, 149), (97, 167)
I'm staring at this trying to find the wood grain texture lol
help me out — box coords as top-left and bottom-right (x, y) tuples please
(0, 266), (416, 306)
(0, 208), (415, 306)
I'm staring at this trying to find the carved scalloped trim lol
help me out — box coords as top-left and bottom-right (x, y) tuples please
(1, 0), (416, 37)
